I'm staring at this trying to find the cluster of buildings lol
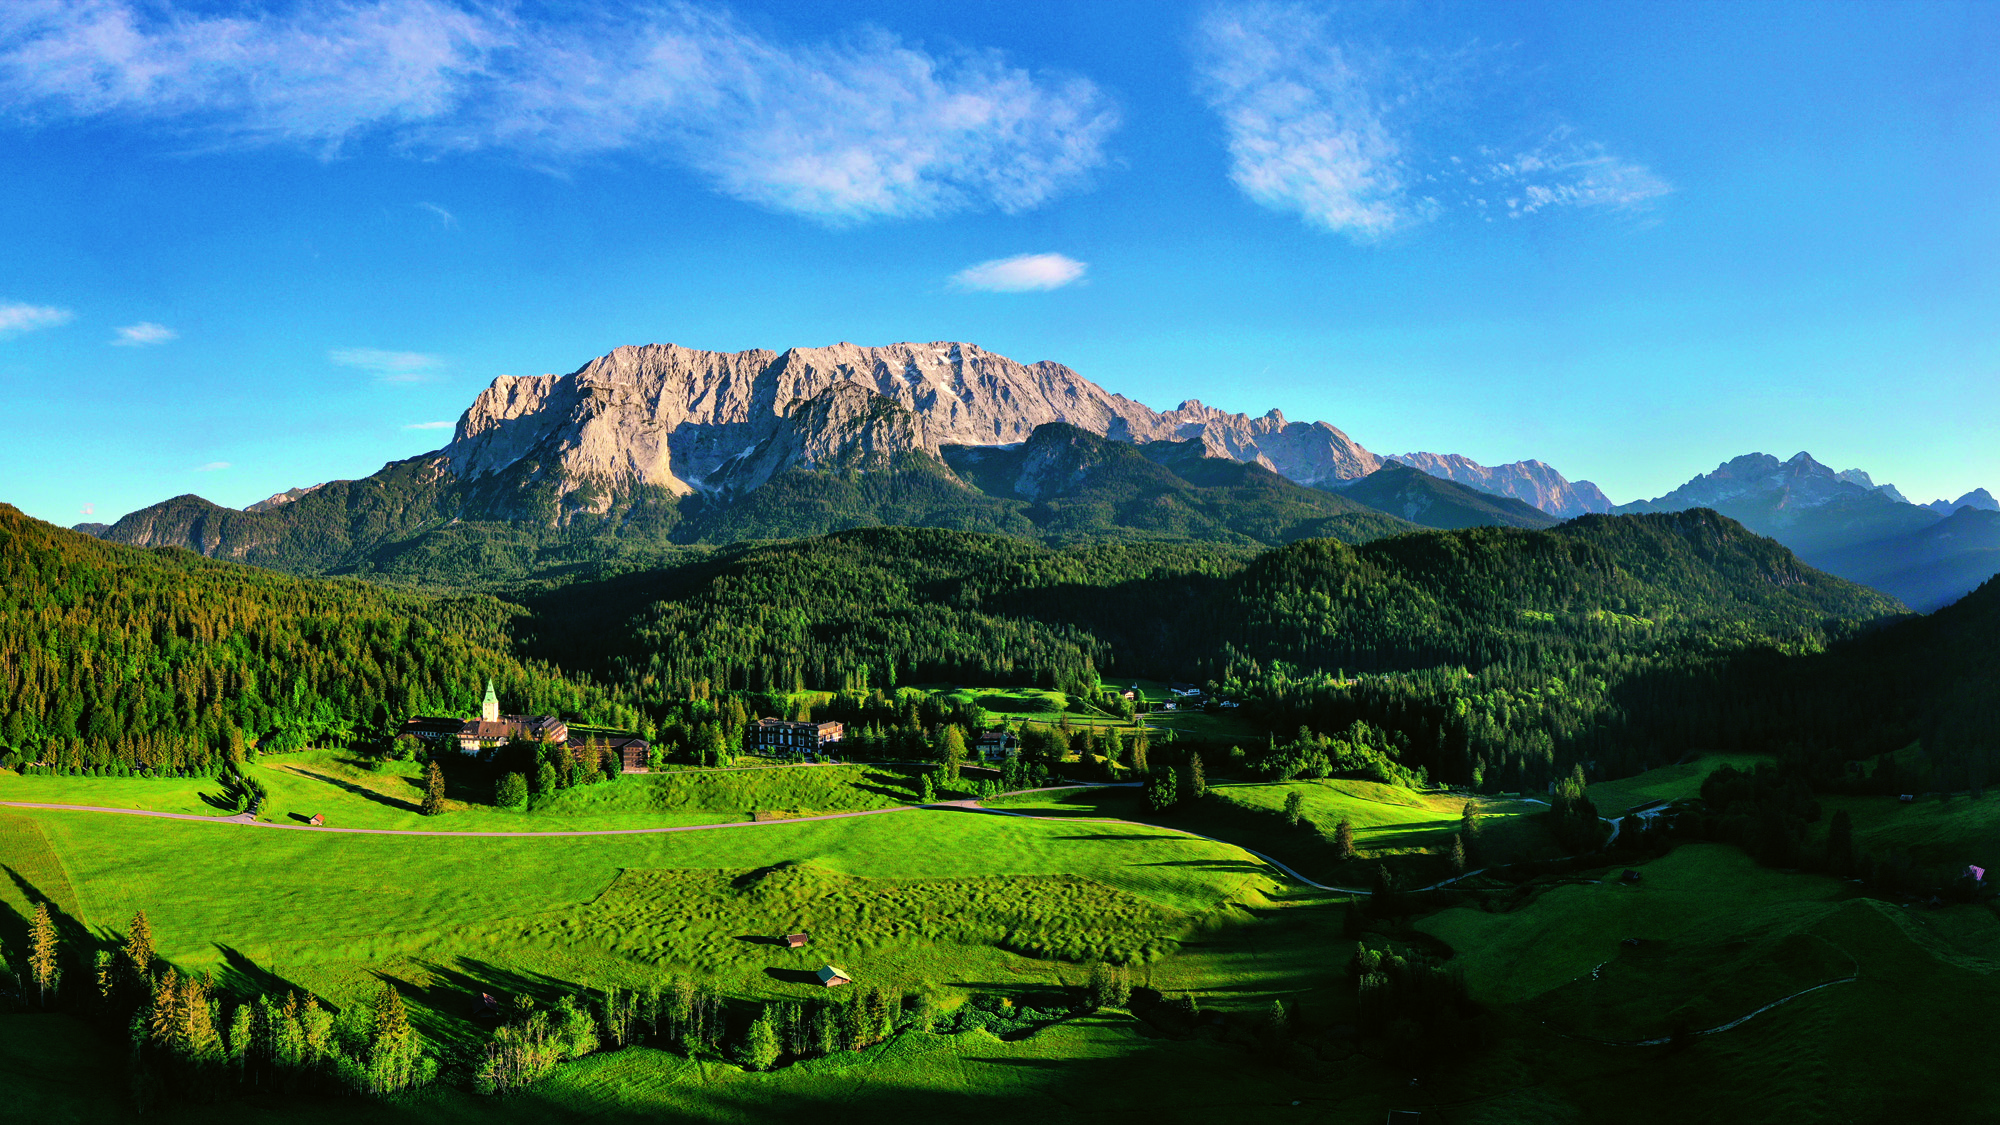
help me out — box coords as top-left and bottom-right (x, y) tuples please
(401, 681), (653, 773)
(406, 682), (1037, 771)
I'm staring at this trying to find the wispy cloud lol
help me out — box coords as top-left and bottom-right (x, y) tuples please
(0, 301), (73, 336)
(1193, 3), (1407, 238)
(1477, 133), (1672, 218)
(0, 1), (1118, 224)
(194, 461), (230, 472)
(111, 321), (176, 346)
(1193, 2), (1669, 239)
(951, 253), (1087, 293)
(80, 503), (94, 516)
(416, 200), (456, 227)
(402, 420), (455, 430)
(331, 347), (443, 382)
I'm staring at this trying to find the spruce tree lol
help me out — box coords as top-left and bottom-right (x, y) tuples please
(1333, 819), (1357, 862)
(421, 760), (446, 816)
(122, 910), (155, 991)
(27, 902), (58, 1006)
(1184, 753), (1207, 800)
(1448, 833), (1468, 875)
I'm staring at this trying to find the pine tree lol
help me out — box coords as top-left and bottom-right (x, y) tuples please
(1184, 753), (1207, 801)
(421, 760), (446, 816)
(1283, 790), (1305, 828)
(1333, 818), (1357, 861)
(1448, 832), (1468, 875)
(1130, 737), (1149, 773)
(27, 902), (58, 1006)
(1265, 999), (1290, 1045)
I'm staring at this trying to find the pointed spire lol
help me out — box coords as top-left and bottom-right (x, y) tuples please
(482, 679), (499, 722)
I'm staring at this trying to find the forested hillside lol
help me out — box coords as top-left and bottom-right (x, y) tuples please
(6, 499), (1917, 795)
(520, 513), (1902, 790)
(0, 505), (622, 773)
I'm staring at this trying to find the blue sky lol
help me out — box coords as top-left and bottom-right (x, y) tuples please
(2, 0), (1996, 526)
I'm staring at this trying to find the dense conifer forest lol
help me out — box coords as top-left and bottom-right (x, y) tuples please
(11, 498), (1961, 796)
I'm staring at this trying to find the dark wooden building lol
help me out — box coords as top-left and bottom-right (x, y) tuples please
(746, 718), (844, 755)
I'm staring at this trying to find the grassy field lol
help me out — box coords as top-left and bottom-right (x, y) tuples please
(0, 756), (923, 833)
(1585, 753), (1773, 816)
(10, 752), (1999, 1123)
(991, 778), (1557, 886)
(940, 683), (1268, 745)
(0, 781), (1422, 1123)
(1416, 843), (2000, 1122)
(1816, 788), (2000, 874)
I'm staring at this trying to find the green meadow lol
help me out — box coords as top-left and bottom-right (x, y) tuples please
(7, 756), (1998, 1123)
(0, 754), (922, 832)
(1584, 752), (1772, 816)
(992, 777), (1556, 885)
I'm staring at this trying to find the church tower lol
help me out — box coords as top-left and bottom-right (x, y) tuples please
(482, 679), (500, 722)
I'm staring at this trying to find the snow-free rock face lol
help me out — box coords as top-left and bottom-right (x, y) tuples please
(1388, 452), (1612, 518)
(1925, 488), (1999, 515)
(246, 483), (326, 512)
(441, 341), (1385, 503)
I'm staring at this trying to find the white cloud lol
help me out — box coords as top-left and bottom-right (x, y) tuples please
(80, 503), (94, 516)
(194, 461), (230, 472)
(331, 347), (442, 382)
(1193, 3), (1407, 239)
(1192, 2), (1668, 239)
(0, 1), (1118, 224)
(416, 201), (456, 227)
(0, 301), (73, 336)
(950, 253), (1088, 293)
(1480, 134), (1672, 218)
(403, 420), (455, 430)
(111, 321), (176, 346)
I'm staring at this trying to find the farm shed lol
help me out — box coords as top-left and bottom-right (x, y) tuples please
(816, 965), (851, 987)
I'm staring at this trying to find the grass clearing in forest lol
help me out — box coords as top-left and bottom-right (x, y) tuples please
(990, 779), (1554, 885)
(1585, 752), (1772, 816)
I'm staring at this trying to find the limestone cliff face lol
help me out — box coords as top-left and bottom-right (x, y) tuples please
(711, 382), (938, 495)
(442, 340), (1385, 505)
(1389, 452), (1613, 519)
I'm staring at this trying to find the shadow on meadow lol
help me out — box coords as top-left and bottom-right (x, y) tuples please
(284, 767), (422, 814)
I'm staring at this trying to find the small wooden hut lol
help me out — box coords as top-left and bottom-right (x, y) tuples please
(308, 813), (325, 826)
(783, 932), (809, 949)
(816, 965), (851, 987)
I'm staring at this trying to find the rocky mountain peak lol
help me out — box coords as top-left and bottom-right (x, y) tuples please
(435, 340), (1388, 512)
(1388, 452), (1613, 519)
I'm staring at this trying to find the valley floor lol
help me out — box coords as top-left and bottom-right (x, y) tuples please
(3, 758), (1998, 1122)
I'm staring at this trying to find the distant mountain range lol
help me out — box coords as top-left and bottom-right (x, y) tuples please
(77, 339), (1606, 582)
(67, 338), (1998, 607)
(1618, 452), (2000, 611)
